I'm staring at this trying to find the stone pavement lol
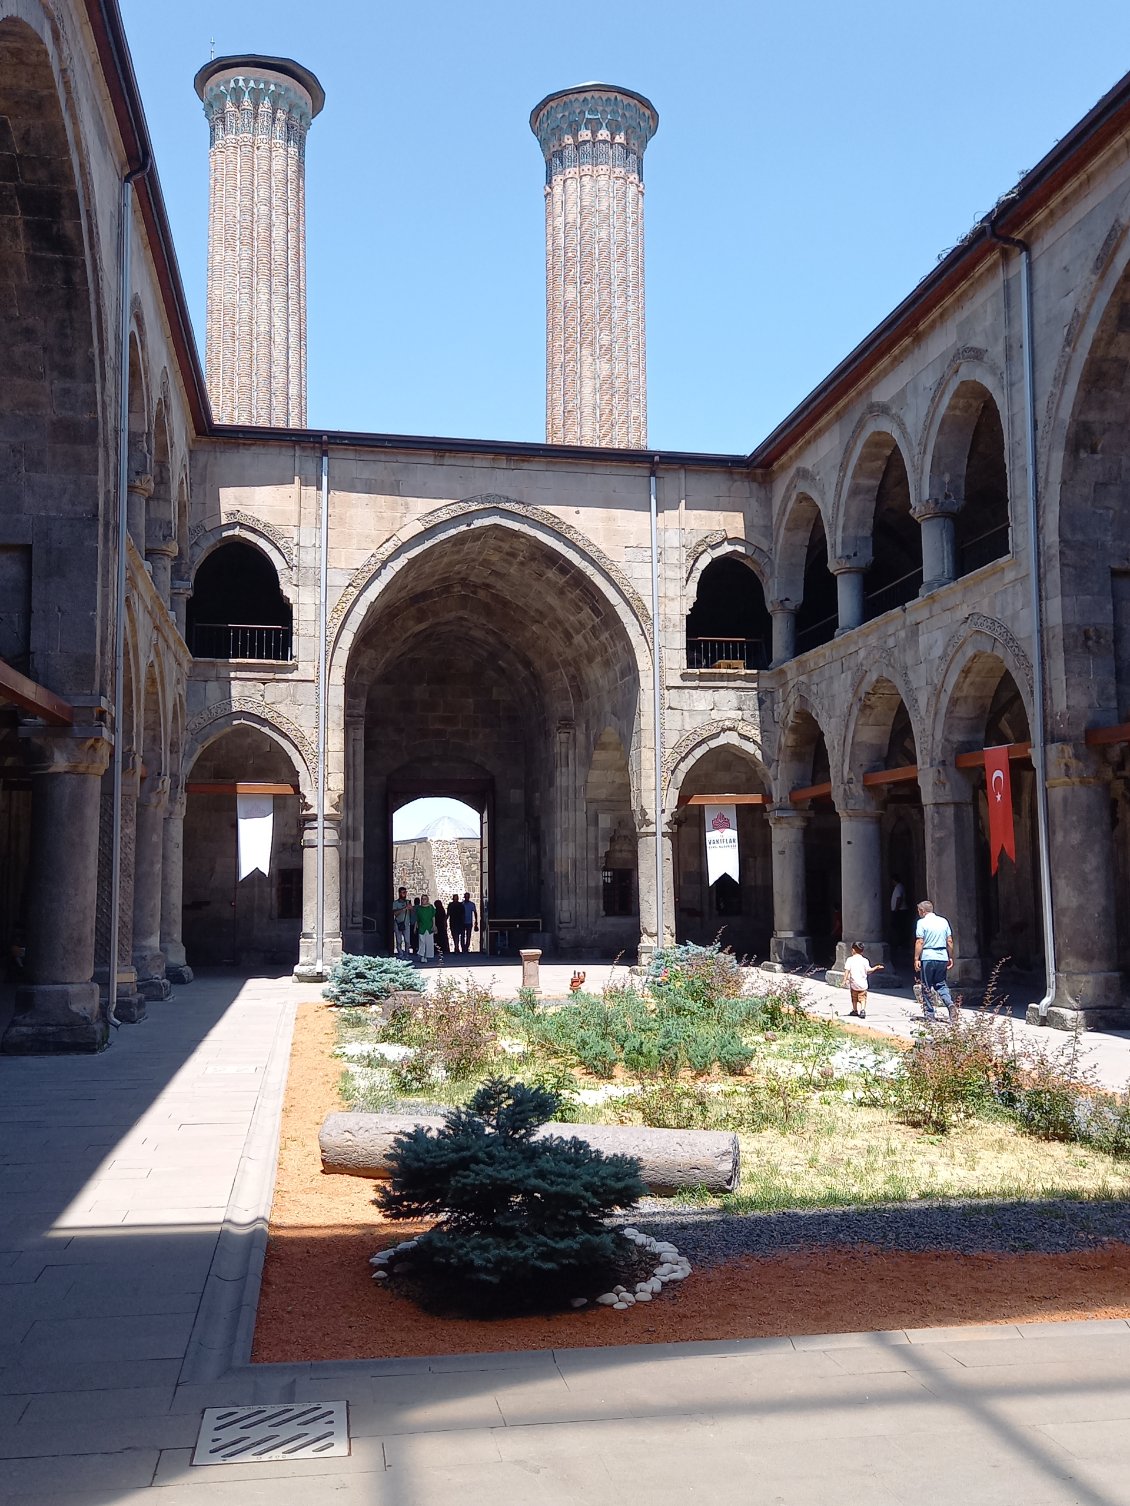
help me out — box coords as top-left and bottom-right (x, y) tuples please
(1, 972), (1130, 1503)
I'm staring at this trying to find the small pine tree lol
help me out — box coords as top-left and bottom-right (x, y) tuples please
(378, 1078), (646, 1306)
(323, 954), (422, 1008)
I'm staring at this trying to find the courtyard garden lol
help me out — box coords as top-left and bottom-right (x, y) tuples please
(253, 945), (1130, 1362)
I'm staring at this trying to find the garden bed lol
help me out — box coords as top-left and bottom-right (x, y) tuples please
(252, 998), (1130, 1364)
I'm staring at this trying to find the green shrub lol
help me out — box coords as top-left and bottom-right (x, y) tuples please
(323, 954), (421, 1008)
(648, 940), (744, 1013)
(378, 1078), (646, 1307)
(381, 975), (502, 1082)
(884, 1009), (1018, 1133)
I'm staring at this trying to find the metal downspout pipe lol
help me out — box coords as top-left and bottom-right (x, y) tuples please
(108, 157), (149, 1028)
(316, 441), (329, 977)
(988, 222), (1056, 1021)
(649, 463), (664, 954)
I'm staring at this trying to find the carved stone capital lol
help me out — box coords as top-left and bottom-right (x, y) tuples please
(126, 472), (154, 499)
(769, 598), (797, 616)
(767, 804), (807, 829)
(830, 554), (871, 576)
(1045, 740), (1106, 788)
(917, 762), (973, 806)
(912, 495), (961, 522)
(20, 726), (112, 779)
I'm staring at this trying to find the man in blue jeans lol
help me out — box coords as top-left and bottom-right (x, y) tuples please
(913, 900), (958, 1022)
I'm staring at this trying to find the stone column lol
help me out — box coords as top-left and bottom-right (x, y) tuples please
(554, 720), (578, 941)
(636, 818), (676, 964)
(294, 809), (343, 981)
(914, 498), (959, 594)
(132, 777), (171, 1000)
(765, 805), (812, 971)
(126, 473), (153, 556)
(145, 540), (177, 606)
(918, 763), (982, 985)
(93, 755), (144, 1023)
(828, 806), (891, 981)
(1041, 741), (1126, 1028)
(2, 732), (111, 1054)
(769, 600), (797, 667)
(170, 578), (191, 641)
(160, 789), (193, 985)
(832, 559), (867, 634)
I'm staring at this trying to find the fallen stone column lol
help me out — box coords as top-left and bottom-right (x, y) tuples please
(319, 1113), (740, 1194)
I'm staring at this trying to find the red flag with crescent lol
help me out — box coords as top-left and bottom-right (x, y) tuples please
(984, 745), (1016, 874)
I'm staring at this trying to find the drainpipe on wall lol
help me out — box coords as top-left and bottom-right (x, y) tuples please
(987, 220), (1056, 1021)
(315, 440), (330, 977)
(108, 155), (150, 1028)
(649, 461), (664, 954)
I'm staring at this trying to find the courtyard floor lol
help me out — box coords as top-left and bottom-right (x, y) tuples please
(1, 970), (1130, 1503)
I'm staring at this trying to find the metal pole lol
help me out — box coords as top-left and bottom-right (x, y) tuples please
(989, 224), (1056, 1020)
(108, 166), (145, 1026)
(649, 465), (664, 952)
(315, 441), (329, 975)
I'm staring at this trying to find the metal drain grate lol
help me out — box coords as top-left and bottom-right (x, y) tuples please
(193, 1402), (349, 1465)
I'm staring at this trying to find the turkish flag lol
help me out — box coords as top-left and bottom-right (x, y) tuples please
(984, 745), (1016, 874)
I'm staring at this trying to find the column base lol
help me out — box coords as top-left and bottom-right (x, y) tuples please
(1030, 1002), (1130, 1031)
(166, 964), (194, 986)
(826, 940), (894, 987)
(113, 990), (148, 1023)
(2, 983), (108, 1054)
(293, 963), (328, 983)
(137, 976), (172, 1002)
(764, 934), (813, 972)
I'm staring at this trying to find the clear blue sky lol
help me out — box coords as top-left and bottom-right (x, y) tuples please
(120, 0), (1130, 455)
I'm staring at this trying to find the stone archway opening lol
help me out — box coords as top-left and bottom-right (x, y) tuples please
(389, 790), (485, 958)
(941, 654), (1041, 982)
(672, 744), (771, 958)
(775, 710), (840, 968)
(685, 556), (771, 670)
(187, 541), (293, 662)
(344, 524), (642, 959)
(848, 681), (924, 969)
(182, 726), (303, 969)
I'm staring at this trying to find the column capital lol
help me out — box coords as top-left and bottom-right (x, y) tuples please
(768, 803), (807, 829)
(20, 726), (111, 778)
(830, 553), (871, 576)
(138, 775), (170, 812)
(912, 494), (961, 523)
(145, 539), (178, 561)
(916, 762), (974, 805)
(126, 471), (154, 499)
(769, 598), (797, 616)
(837, 802), (882, 823)
(1046, 740), (1107, 788)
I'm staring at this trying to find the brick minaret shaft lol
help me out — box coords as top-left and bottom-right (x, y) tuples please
(531, 85), (658, 449)
(194, 56), (325, 427)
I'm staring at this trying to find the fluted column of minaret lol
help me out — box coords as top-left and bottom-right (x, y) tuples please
(531, 85), (658, 449)
(195, 56), (325, 426)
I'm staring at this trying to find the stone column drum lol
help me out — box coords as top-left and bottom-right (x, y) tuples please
(132, 777), (171, 1000)
(294, 809), (343, 981)
(2, 733), (111, 1053)
(829, 807), (892, 982)
(765, 805), (812, 970)
(194, 55), (325, 426)
(531, 84), (658, 447)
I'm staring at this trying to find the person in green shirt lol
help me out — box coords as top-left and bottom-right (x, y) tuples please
(415, 893), (436, 963)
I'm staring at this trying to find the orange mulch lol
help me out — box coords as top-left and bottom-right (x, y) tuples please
(251, 1002), (1130, 1364)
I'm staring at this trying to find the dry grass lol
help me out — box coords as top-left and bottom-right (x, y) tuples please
(719, 1097), (1130, 1212)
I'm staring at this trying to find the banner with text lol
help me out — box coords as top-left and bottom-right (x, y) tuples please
(984, 745), (1016, 875)
(704, 803), (740, 886)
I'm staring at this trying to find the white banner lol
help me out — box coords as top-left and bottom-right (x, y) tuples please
(236, 793), (274, 880)
(704, 803), (740, 886)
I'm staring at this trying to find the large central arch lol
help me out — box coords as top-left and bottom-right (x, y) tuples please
(336, 508), (647, 956)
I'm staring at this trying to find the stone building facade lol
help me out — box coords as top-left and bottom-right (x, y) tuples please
(4, 0), (1130, 1052)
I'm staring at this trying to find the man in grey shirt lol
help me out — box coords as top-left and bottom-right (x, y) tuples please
(913, 900), (957, 1022)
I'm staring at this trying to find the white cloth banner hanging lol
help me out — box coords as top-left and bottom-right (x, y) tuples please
(236, 794), (274, 880)
(704, 803), (740, 886)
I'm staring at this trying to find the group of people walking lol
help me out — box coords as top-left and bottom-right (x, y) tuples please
(392, 887), (478, 964)
(843, 898), (957, 1022)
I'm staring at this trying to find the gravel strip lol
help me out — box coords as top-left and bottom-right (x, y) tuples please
(612, 1199), (1130, 1267)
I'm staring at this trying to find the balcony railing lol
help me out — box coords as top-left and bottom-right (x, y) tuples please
(958, 522), (1010, 576)
(796, 613), (837, 655)
(190, 623), (293, 661)
(864, 567), (923, 622)
(686, 636), (767, 671)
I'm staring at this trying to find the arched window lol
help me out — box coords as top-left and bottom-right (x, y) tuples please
(796, 513), (837, 652)
(864, 445), (921, 619)
(955, 398), (1009, 574)
(686, 557), (771, 670)
(187, 542), (292, 661)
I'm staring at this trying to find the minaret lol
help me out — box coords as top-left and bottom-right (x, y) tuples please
(530, 84), (658, 449)
(194, 55), (325, 426)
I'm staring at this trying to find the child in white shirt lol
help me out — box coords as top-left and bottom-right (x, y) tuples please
(843, 941), (883, 1019)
